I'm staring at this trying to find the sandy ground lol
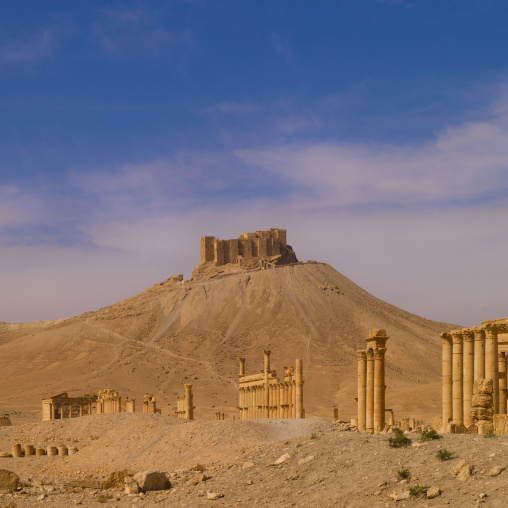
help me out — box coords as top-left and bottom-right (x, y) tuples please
(1, 414), (508, 507)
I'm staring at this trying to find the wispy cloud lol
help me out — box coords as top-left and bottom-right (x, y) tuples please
(271, 33), (296, 65)
(0, 28), (59, 65)
(206, 102), (260, 116)
(91, 5), (191, 58)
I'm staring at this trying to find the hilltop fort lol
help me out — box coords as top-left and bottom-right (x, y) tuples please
(199, 228), (298, 270)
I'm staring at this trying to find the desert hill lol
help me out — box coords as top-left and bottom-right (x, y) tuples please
(0, 261), (456, 423)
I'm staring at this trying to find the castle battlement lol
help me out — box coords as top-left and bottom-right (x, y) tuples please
(200, 228), (296, 268)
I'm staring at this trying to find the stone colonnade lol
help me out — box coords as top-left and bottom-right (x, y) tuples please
(238, 351), (304, 420)
(175, 384), (195, 420)
(357, 329), (388, 433)
(441, 322), (508, 430)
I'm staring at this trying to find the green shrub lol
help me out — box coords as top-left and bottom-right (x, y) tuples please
(409, 484), (428, 497)
(436, 448), (454, 461)
(310, 433), (318, 439)
(387, 428), (412, 448)
(397, 468), (410, 479)
(421, 428), (442, 441)
(484, 428), (495, 438)
(97, 494), (113, 503)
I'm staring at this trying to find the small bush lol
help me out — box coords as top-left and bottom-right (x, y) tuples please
(397, 468), (410, 479)
(310, 433), (318, 440)
(484, 428), (495, 438)
(97, 494), (113, 503)
(421, 428), (442, 441)
(436, 448), (454, 461)
(409, 484), (428, 497)
(387, 428), (412, 448)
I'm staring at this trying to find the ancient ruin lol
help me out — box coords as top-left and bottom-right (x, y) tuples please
(441, 318), (508, 433)
(96, 389), (121, 414)
(142, 394), (158, 414)
(175, 384), (194, 420)
(470, 377), (494, 434)
(238, 351), (304, 419)
(124, 398), (135, 413)
(357, 329), (388, 433)
(199, 228), (297, 269)
(41, 392), (96, 421)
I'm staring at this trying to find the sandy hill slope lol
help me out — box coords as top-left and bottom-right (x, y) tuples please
(0, 262), (456, 423)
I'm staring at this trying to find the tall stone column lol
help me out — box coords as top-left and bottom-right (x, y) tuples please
(451, 330), (464, 425)
(462, 329), (474, 426)
(51, 403), (55, 420)
(185, 384), (194, 420)
(441, 333), (453, 429)
(374, 348), (386, 433)
(239, 358), (245, 377)
(498, 352), (507, 415)
(292, 381), (296, 418)
(295, 359), (304, 418)
(484, 324), (499, 414)
(357, 350), (367, 431)
(366, 348), (375, 433)
(473, 327), (485, 380)
(264, 351), (271, 418)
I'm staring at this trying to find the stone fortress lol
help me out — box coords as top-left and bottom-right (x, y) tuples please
(199, 228), (298, 269)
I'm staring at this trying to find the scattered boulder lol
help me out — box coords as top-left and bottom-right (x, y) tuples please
(488, 466), (505, 477)
(453, 459), (472, 481)
(426, 486), (441, 499)
(389, 491), (410, 501)
(241, 461), (254, 469)
(207, 492), (224, 500)
(298, 455), (314, 465)
(133, 471), (171, 492)
(102, 470), (136, 490)
(274, 453), (291, 465)
(0, 469), (20, 492)
(0, 453), (12, 458)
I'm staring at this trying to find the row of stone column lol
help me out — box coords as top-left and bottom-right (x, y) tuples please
(175, 384), (194, 420)
(238, 352), (304, 420)
(357, 329), (388, 433)
(50, 403), (92, 419)
(441, 324), (508, 428)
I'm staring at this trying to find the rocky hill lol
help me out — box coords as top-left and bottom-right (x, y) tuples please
(0, 261), (456, 423)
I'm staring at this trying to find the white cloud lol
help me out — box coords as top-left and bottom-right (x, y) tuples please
(0, 28), (58, 65)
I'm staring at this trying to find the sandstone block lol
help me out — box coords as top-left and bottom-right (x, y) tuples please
(102, 470), (136, 490)
(298, 455), (314, 465)
(11, 444), (23, 457)
(58, 446), (68, 456)
(124, 476), (140, 494)
(493, 414), (508, 435)
(241, 461), (254, 469)
(453, 459), (472, 481)
(35, 448), (46, 456)
(0, 469), (20, 492)
(0, 453), (12, 458)
(426, 486), (441, 499)
(133, 471), (171, 492)
(389, 491), (410, 501)
(47, 446), (58, 456)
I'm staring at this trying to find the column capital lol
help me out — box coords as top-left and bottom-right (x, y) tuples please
(440, 332), (452, 343)
(184, 383), (193, 390)
(373, 347), (386, 360)
(473, 327), (485, 340)
(365, 328), (389, 349)
(366, 348), (374, 360)
(263, 350), (271, 356)
(357, 350), (367, 360)
(483, 324), (499, 339)
(450, 330), (463, 343)
(462, 329), (474, 341)
(238, 357), (246, 362)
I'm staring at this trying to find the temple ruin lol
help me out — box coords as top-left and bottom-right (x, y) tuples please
(199, 228), (297, 269)
(142, 393), (158, 414)
(441, 318), (508, 433)
(96, 389), (121, 414)
(357, 329), (388, 433)
(42, 393), (96, 421)
(238, 351), (304, 419)
(175, 384), (194, 420)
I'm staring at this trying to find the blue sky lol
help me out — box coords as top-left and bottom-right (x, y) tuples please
(1, 0), (508, 325)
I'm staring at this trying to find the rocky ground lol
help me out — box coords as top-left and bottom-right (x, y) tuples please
(1, 414), (508, 507)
